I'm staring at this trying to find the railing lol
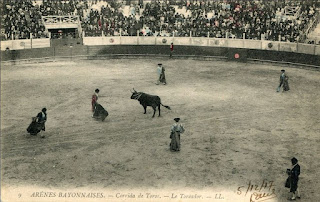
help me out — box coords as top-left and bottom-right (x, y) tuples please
(41, 15), (80, 29)
(42, 15), (80, 25)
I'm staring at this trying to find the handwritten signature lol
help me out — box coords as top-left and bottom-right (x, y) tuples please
(237, 180), (276, 202)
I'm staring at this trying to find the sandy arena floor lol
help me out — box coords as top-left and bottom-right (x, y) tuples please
(1, 58), (320, 202)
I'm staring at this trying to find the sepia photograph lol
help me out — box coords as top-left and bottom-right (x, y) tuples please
(1, 0), (320, 202)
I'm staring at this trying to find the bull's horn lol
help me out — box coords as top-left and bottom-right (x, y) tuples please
(133, 88), (137, 92)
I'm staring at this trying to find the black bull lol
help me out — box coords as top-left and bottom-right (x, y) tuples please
(131, 90), (171, 117)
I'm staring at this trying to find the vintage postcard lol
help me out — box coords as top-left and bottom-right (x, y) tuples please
(1, 1), (320, 202)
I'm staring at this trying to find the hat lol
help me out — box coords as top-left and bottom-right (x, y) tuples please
(158, 63), (162, 66)
(174, 118), (180, 122)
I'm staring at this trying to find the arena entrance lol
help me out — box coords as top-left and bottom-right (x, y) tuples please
(42, 15), (83, 47)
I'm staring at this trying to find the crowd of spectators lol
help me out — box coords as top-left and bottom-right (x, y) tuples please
(2, 0), (47, 40)
(1, 0), (319, 43)
(83, 0), (319, 42)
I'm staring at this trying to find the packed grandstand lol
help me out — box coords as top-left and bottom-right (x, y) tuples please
(1, 0), (320, 43)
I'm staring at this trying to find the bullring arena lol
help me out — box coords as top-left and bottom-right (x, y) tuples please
(1, 0), (320, 202)
(1, 56), (320, 202)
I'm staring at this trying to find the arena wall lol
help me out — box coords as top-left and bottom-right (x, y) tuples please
(1, 38), (320, 67)
(1, 38), (50, 51)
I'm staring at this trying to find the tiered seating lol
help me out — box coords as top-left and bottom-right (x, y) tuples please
(1, 0), (319, 43)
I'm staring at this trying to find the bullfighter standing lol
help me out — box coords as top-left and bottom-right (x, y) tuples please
(91, 88), (108, 121)
(170, 118), (185, 152)
(170, 42), (174, 58)
(287, 157), (301, 200)
(156, 63), (162, 85)
(277, 69), (290, 92)
(92, 89), (99, 112)
(156, 64), (166, 85)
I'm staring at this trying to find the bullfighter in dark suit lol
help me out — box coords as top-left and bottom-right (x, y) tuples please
(277, 69), (290, 92)
(37, 108), (47, 131)
(27, 108), (47, 137)
(288, 157), (301, 200)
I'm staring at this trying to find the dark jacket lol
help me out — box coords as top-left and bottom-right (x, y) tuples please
(289, 164), (300, 192)
(290, 164), (300, 181)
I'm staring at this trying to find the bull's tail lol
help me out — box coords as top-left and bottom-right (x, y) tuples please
(160, 103), (171, 110)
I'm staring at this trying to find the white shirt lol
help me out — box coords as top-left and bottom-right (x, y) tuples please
(171, 123), (185, 133)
